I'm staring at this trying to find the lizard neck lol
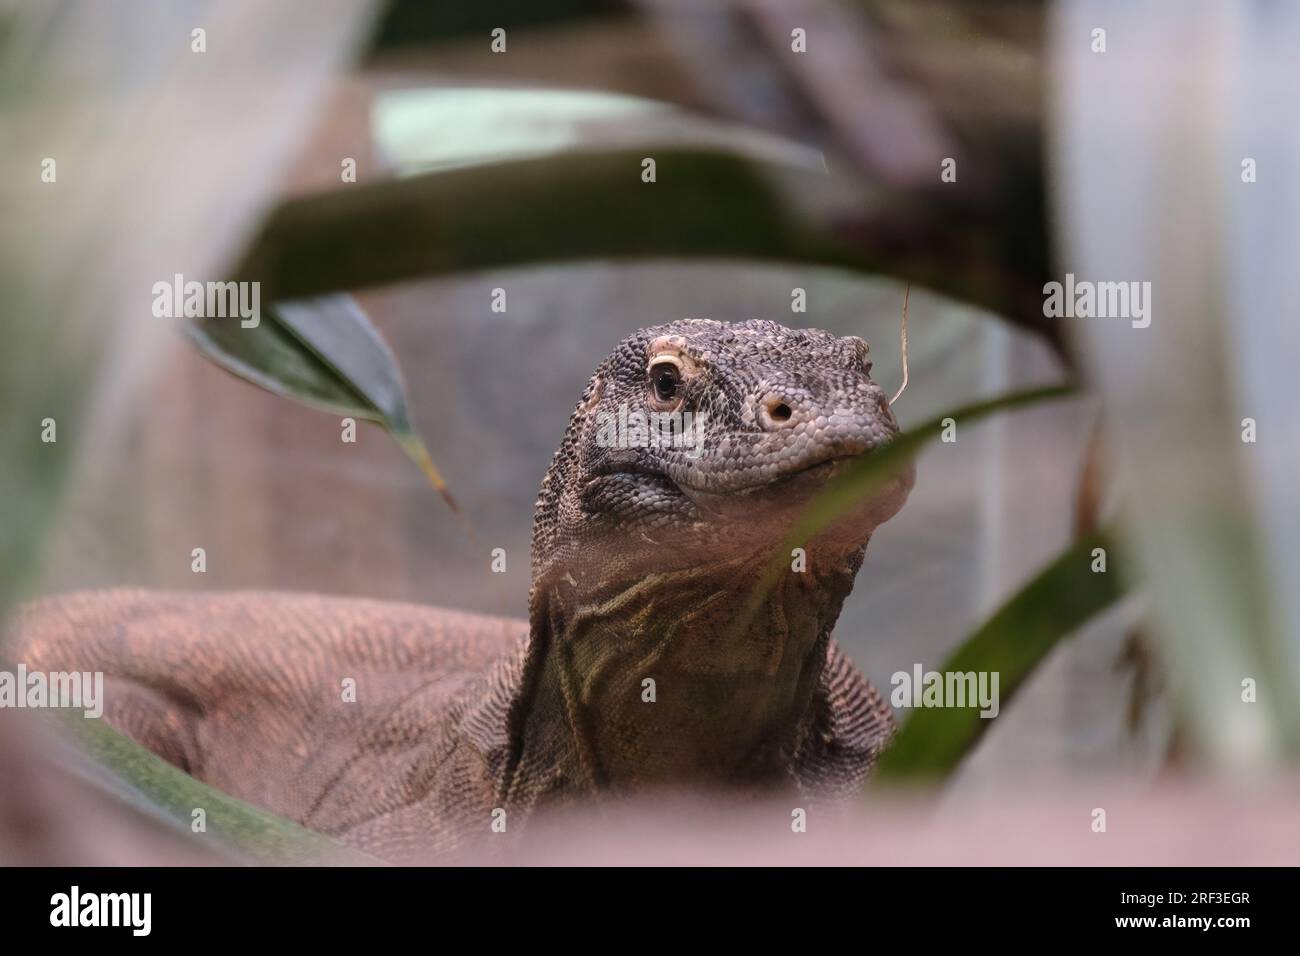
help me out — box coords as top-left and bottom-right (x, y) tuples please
(506, 546), (865, 797)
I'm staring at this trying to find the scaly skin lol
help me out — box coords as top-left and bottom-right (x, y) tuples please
(12, 319), (914, 861)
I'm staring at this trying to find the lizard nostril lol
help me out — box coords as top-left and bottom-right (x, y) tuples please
(760, 395), (795, 429)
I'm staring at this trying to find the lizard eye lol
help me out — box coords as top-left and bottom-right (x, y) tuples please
(650, 361), (682, 402)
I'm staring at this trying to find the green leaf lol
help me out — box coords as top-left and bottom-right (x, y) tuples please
(65, 716), (375, 864)
(741, 384), (1082, 627)
(373, 87), (825, 175)
(872, 528), (1127, 781)
(242, 81), (1068, 361)
(235, 148), (847, 298)
(374, 88), (669, 173)
(730, 384), (1103, 782)
(231, 145), (1053, 351)
(184, 295), (462, 520)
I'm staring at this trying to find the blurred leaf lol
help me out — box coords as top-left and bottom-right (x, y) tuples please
(1051, 3), (1299, 761)
(369, 0), (621, 51)
(873, 528), (1126, 781)
(236, 97), (1067, 360)
(376, 87), (660, 172)
(185, 295), (462, 518)
(373, 87), (825, 174)
(235, 148), (852, 300)
(234, 144), (1044, 345)
(66, 716), (373, 864)
(0, 0), (382, 862)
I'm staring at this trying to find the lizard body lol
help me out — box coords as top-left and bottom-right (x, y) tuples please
(13, 319), (913, 860)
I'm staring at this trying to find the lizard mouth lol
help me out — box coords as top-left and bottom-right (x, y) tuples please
(587, 435), (914, 533)
(681, 442), (904, 496)
(720, 451), (859, 494)
(676, 437), (886, 495)
(678, 442), (913, 514)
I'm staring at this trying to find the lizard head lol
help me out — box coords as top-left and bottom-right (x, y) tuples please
(515, 319), (914, 792)
(533, 318), (914, 573)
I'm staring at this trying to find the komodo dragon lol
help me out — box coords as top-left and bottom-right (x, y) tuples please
(12, 318), (914, 861)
